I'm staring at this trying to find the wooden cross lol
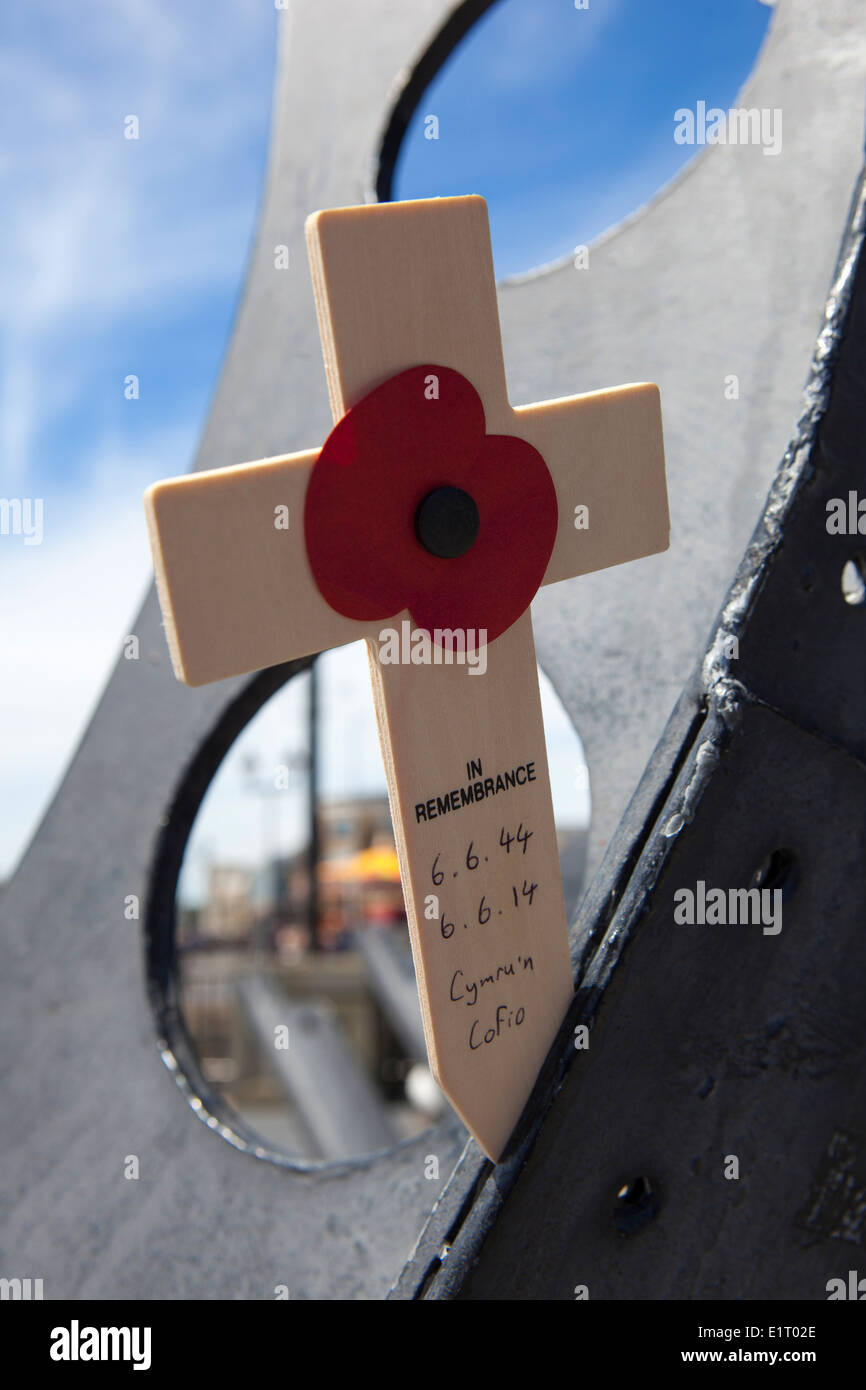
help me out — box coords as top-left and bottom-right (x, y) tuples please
(144, 196), (668, 1161)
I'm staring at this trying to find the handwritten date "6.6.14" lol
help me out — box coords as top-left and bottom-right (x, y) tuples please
(437, 881), (539, 939)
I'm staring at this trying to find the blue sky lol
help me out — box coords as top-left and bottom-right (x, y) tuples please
(395, 0), (773, 275)
(0, 0), (773, 877)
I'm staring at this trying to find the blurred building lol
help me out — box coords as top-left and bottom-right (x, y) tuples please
(200, 864), (255, 943)
(319, 795), (393, 857)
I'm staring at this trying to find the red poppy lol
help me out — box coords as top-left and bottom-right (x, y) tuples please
(304, 364), (557, 646)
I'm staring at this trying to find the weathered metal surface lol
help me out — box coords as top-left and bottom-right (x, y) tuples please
(2, 0), (866, 1300)
(394, 163), (866, 1299)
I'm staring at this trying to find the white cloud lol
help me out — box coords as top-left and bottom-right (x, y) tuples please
(0, 440), (185, 877)
(467, 0), (626, 92)
(0, 0), (274, 485)
(0, 1), (273, 874)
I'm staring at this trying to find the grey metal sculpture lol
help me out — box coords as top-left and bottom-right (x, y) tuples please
(2, 0), (865, 1300)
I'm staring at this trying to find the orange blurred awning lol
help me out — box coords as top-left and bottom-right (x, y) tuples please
(318, 845), (401, 885)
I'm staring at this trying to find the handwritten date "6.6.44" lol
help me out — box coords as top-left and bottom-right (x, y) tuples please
(431, 823), (533, 886)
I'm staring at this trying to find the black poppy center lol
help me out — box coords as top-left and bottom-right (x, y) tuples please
(415, 486), (480, 559)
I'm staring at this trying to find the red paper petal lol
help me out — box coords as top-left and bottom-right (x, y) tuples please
(304, 365), (558, 644)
